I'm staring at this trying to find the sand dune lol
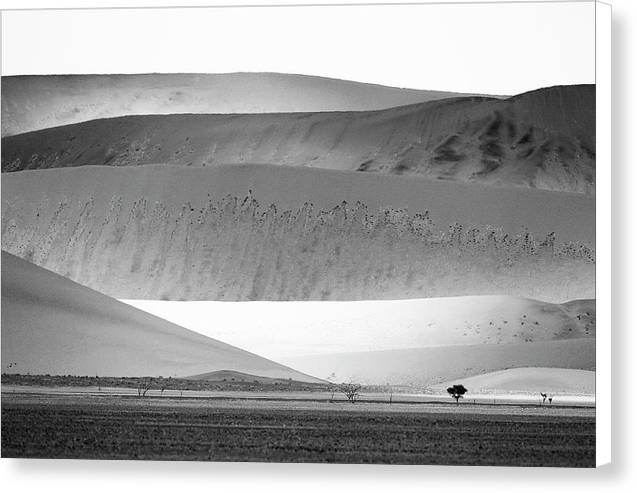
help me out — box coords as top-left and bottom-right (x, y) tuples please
(0, 251), (320, 382)
(1, 73), (482, 137)
(123, 296), (595, 360)
(433, 368), (595, 395)
(2, 85), (594, 193)
(2, 165), (594, 302)
(124, 296), (595, 390)
(1, 164), (595, 243)
(186, 370), (316, 385)
(280, 339), (595, 387)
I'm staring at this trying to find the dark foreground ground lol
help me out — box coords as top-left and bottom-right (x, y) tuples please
(1, 393), (595, 467)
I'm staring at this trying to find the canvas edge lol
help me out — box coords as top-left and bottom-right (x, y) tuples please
(595, 0), (612, 468)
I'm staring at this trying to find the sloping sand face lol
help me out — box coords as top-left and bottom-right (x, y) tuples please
(122, 296), (595, 389)
(279, 339), (595, 387)
(1, 164), (595, 242)
(1, 164), (594, 303)
(2, 85), (594, 193)
(433, 368), (595, 395)
(1, 73), (482, 137)
(0, 251), (321, 382)
(122, 297), (595, 360)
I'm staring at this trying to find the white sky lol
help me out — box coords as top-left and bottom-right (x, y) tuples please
(1, 2), (595, 95)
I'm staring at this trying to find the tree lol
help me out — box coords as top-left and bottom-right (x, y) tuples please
(326, 372), (337, 402)
(339, 381), (362, 403)
(540, 392), (548, 405)
(137, 378), (153, 397)
(447, 384), (468, 405)
(385, 383), (394, 405)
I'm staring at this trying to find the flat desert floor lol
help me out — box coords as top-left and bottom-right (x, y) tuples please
(1, 389), (594, 467)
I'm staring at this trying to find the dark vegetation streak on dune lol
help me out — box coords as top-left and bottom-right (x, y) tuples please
(2, 165), (594, 302)
(1, 85), (595, 193)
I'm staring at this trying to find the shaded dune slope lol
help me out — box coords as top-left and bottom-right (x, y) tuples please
(2, 165), (595, 302)
(186, 370), (312, 385)
(1, 73), (481, 137)
(2, 85), (595, 193)
(0, 251), (320, 382)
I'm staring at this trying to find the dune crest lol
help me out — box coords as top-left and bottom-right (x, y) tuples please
(2, 84), (594, 193)
(1, 72), (484, 137)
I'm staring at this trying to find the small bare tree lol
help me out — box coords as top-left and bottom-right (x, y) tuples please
(385, 382), (394, 405)
(339, 381), (362, 403)
(540, 392), (548, 405)
(326, 372), (337, 402)
(137, 378), (153, 397)
(158, 377), (167, 396)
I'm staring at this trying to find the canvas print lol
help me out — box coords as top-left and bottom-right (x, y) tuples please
(1, 3), (598, 466)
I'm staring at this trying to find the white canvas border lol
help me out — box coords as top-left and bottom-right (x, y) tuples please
(595, 0), (611, 468)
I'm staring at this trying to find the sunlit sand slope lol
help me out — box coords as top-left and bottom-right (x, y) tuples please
(0, 251), (321, 382)
(433, 368), (595, 395)
(280, 339), (595, 386)
(2, 165), (594, 302)
(123, 296), (595, 360)
(2, 85), (594, 192)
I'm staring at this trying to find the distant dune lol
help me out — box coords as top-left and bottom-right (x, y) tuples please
(433, 367), (595, 395)
(280, 339), (595, 387)
(127, 296), (595, 389)
(124, 296), (595, 360)
(186, 370), (317, 385)
(2, 84), (594, 193)
(0, 251), (320, 382)
(2, 165), (594, 302)
(1, 73), (483, 137)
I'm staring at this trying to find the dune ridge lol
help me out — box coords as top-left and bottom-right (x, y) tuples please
(2, 85), (595, 193)
(1, 72), (484, 137)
